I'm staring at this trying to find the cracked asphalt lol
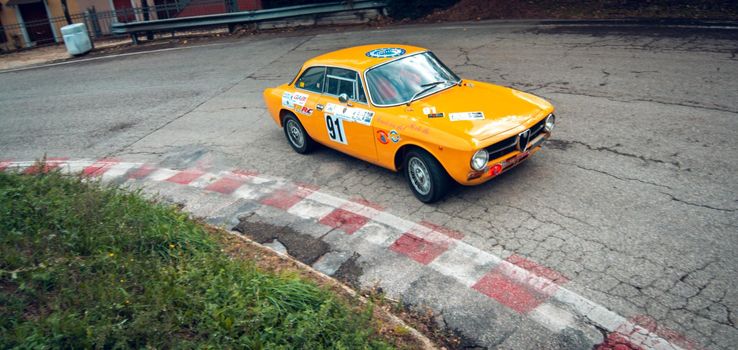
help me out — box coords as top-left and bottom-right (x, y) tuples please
(1, 21), (736, 349)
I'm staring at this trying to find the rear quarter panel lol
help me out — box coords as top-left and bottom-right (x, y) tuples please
(263, 86), (287, 126)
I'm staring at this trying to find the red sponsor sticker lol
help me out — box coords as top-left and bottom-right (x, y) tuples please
(377, 130), (389, 144)
(298, 106), (313, 116)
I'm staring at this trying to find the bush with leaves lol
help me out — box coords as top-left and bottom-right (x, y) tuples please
(0, 169), (392, 349)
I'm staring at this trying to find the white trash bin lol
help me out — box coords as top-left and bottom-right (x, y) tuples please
(61, 23), (92, 56)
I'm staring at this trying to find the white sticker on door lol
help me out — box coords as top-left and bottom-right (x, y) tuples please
(325, 114), (347, 144)
(291, 92), (309, 107)
(324, 103), (375, 126)
(282, 92), (294, 108)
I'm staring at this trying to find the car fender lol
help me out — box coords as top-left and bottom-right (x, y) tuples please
(263, 87), (284, 126)
(386, 133), (472, 185)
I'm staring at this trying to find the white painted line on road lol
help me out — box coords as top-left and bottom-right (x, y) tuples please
(188, 172), (219, 188)
(287, 199), (335, 220)
(529, 303), (577, 333)
(429, 243), (501, 287)
(146, 168), (180, 182)
(102, 162), (140, 181)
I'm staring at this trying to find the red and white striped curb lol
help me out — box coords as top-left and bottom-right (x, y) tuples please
(1, 158), (698, 350)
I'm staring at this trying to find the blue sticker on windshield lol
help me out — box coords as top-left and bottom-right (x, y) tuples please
(366, 48), (406, 58)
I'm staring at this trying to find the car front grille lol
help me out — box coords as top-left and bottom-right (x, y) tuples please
(529, 118), (546, 140)
(485, 117), (548, 161)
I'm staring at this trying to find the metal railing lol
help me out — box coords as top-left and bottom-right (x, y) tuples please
(112, 0), (387, 43)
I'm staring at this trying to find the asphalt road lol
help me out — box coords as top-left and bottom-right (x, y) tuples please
(1, 21), (737, 349)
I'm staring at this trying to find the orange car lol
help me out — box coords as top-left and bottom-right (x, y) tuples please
(263, 44), (555, 203)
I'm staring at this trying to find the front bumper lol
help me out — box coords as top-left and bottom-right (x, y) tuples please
(460, 132), (549, 186)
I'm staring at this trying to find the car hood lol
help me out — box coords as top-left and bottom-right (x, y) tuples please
(412, 80), (552, 147)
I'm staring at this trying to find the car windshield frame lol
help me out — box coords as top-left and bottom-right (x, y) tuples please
(363, 51), (461, 107)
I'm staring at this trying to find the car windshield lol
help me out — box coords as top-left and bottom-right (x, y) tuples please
(365, 52), (460, 106)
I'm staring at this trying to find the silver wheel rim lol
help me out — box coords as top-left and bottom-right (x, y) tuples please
(408, 157), (431, 196)
(286, 119), (304, 148)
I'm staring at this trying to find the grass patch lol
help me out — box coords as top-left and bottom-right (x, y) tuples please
(0, 169), (393, 349)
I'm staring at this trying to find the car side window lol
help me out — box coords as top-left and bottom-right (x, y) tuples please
(325, 67), (367, 104)
(296, 67), (326, 93)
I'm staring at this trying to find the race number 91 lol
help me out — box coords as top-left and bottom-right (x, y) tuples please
(325, 114), (347, 144)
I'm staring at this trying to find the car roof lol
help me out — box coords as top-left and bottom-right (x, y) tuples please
(303, 44), (428, 72)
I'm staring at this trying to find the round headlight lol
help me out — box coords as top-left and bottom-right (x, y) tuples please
(471, 149), (489, 171)
(544, 114), (555, 133)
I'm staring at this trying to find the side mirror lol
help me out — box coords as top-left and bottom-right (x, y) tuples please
(338, 93), (349, 104)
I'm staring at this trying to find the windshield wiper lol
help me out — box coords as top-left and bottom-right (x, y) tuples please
(406, 81), (449, 106)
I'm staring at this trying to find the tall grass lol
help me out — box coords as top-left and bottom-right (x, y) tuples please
(0, 170), (392, 349)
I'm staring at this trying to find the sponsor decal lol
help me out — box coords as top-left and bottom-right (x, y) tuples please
(449, 111), (485, 121)
(366, 47), (406, 58)
(281, 92), (294, 108)
(423, 107), (444, 118)
(291, 92), (309, 107)
(389, 130), (400, 143)
(297, 106), (313, 116)
(377, 130), (389, 144)
(503, 151), (530, 168)
(324, 103), (375, 126)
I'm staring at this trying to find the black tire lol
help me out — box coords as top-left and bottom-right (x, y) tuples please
(283, 114), (314, 154)
(403, 148), (451, 203)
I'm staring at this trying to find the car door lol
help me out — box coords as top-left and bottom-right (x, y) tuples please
(314, 67), (378, 163)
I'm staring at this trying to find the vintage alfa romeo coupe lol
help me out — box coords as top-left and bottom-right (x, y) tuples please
(263, 44), (555, 203)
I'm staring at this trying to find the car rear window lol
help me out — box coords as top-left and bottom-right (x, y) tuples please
(296, 66), (326, 93)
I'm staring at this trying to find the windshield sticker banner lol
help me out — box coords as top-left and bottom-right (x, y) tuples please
(449, 111), (485, 121)
(366, 48), (406, 58)
(325, 103), (375, 126)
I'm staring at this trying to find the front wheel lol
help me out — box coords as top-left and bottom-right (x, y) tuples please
(403, 149), (451, 203)
(283, 114), (314, 154)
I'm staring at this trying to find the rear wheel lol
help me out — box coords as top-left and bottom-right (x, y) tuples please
(283, 114), (314, 154)
(403, 149), (450, 203)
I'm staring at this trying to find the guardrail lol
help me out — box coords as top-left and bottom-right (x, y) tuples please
(112, 0), (387, 44)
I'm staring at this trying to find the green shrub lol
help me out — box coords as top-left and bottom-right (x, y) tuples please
(0, 169), (392, 349)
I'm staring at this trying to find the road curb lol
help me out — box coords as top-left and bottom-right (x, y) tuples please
(1, 158), (699, 349)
